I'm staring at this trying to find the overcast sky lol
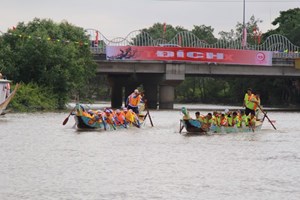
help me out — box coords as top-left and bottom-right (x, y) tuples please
(1, 0), (299, 39)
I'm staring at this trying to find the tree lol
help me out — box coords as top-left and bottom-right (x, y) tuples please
(0, 18), (97, 109)
(191, 25), (217, 44)
(267, 8), (300, 46)
(218, 15), (263, 45)
(261, 8), (300, 106)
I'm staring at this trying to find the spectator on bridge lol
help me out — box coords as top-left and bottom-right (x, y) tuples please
(126, 89), (142, 114)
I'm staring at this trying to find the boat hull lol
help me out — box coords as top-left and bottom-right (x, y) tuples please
(74, 115), (105, 130)
(181, 119), (263, 135)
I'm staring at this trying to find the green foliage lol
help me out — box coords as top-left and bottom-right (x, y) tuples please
(0, 18), (97, 109)
(219, 15), (263, 45)
(268, 8), (300, 46)
(140, 23), (188, 42)
(191, 25), (218, 44)
(9, 83), (58, 112)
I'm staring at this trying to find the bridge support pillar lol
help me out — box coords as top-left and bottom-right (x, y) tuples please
(108, 75), (124, 108)
(143, 84), (158, 109)
(111, 83), (123, 108)
(158, 63), (185, 109)
(159, 85), (175, 109)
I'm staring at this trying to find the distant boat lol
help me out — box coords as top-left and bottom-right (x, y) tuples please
(0, 79), (20, 115)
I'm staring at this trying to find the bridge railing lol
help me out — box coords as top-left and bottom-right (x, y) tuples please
(85, 29), (300, 59)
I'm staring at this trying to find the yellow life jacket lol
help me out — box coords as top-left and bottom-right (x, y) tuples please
(125, 110), (135, 123)
(246, 94), (257, 110)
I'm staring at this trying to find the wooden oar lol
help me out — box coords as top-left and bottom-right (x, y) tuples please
(250, 123), (255, 132)
(179, 120), (184, 133)
(257, 104), (277, 130)
(143, 99), (154, 127)
(62, 107), (75, 125)
(146, 109), (154, 127)
(132, 121), (141, 128)
(101, 115), (107, 131)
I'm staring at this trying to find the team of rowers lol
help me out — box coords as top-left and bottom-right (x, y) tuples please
(182, 88), (262, 130)
(77, 106), (142, 128)
(76, 89), (144, 128)
(183, 108), (258, 131)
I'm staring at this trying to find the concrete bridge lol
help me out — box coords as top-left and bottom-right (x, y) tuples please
(86, 29), (300, 109)
(94, 55), (300, 109)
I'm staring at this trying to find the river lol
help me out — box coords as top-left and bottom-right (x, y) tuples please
(0, 104), (300, 200)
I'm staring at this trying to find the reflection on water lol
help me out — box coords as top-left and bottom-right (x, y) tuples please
(0, 108), (300, 200)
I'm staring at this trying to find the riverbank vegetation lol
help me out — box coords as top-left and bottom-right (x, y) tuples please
(0, 8), (299, 111)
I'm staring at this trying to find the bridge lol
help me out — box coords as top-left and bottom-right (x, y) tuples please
(85, 29), (300, 109)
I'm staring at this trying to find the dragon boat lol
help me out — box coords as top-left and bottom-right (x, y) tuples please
(179, 107), (266, 135)
(73, 103), (150, 131)
(180, 118), (264, 135)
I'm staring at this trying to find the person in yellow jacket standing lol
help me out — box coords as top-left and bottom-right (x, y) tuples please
(126, 89), (142, 114)
(243, 88), (258, 116)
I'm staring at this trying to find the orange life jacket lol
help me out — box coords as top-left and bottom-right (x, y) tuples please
(128, 93), (141, 107)
(115, 113), (125, 124)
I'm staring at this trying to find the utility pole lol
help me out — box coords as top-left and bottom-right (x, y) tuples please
(242, 0), (247, 49)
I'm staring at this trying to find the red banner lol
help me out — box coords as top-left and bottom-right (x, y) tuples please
(106, 46), (273, 66)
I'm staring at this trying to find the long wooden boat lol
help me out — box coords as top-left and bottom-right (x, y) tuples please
(73, 103), (144, 131)
(0, 79), (20, 115)
(180, 118), (264, 135)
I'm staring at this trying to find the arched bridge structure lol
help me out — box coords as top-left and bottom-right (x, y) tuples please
(85, 29), (300, 109)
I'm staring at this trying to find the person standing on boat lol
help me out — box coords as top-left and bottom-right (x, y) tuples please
(243, 88), (258, 116)
(126, 89), (142, 114)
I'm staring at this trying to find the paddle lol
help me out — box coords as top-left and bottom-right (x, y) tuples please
(132, 121), (141, 128)
(101, 115), (107, 131)
(249, 121), (255, 132)
(257, 104), (277, 130)
(143, 99), (154, 127)
(62, 107), (76, 125)
(179, 120), (184, 133)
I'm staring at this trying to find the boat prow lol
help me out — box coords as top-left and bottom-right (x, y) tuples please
(0, 80), (20, 115)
